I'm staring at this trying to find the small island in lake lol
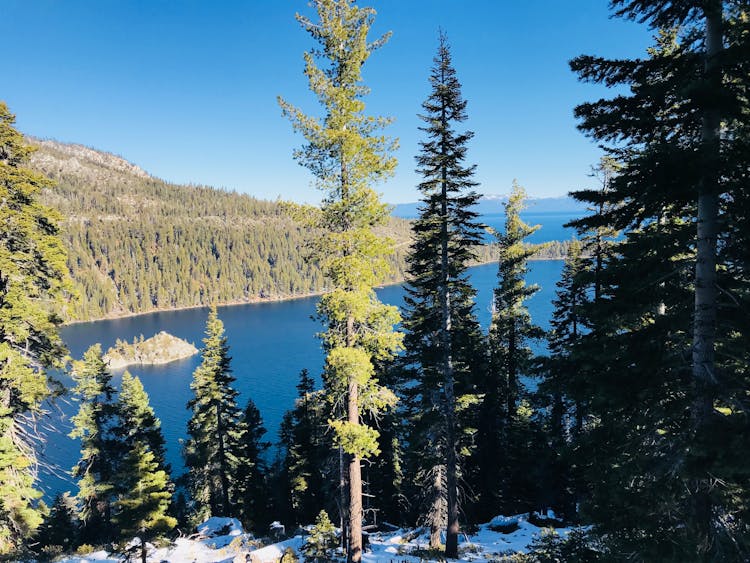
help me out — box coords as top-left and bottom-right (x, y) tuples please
(104, 331), (199, 370)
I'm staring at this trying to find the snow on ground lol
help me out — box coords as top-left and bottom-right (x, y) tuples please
(365, 512), (574, 563)
(56, 513), (576, 563)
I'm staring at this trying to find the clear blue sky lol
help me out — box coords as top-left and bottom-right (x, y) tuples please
(3, 1), (653, 204)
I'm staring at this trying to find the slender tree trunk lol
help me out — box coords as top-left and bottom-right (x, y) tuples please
(346, 314), (363, 563)
(347, 385), (362, 563)
(692, 3), (723, 557)
(216, 402), (231, 515)
(140, 536), (147, 563)
(339, 446), (349, 552)
(429, 465), (444, 549)
(437, 74), (460, 558)
(507, 326), (517, 419)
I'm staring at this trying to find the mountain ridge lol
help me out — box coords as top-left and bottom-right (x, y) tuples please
(28, 137), (568, 322)
(28, 137), (414, 321)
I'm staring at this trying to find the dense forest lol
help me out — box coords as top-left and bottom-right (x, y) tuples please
(30, 140), (398, 321)
(30, 140), (566, 322)
(1, 0), (748, 562)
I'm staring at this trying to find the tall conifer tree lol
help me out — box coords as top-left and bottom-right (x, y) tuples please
(184, 306), (243, 520)
(537, 239), (586, 519)
(69, 344), (118, 543)
(115, 442), (176, 563)
(0, 102), (71, 554)
(279, 3), (402, 561)
(235, 398), (271, 532)
(279, 370), (330, 526)
(474, 183), (543, 518)
(114, 373), (175, 562)
(401, 32), (483, 556)
(37, 492), (79, 554)
(116, 372), (169, 473)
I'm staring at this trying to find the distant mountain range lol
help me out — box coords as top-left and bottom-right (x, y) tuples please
(391, 195), (587, 218)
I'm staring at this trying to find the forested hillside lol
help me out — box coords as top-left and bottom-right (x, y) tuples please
(30, 139), (414, 321)
(30, 139), (564, 322)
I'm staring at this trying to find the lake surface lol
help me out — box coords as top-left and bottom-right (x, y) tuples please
(39, 260), (563, 498)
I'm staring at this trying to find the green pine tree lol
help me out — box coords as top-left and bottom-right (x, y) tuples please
(0, 102), (72, 554)
(279, 369), (332, 526)
(400, 32), (484, 555)
(114, 441), (176, 563)
(113, 371), (175, 555)
(304, 509), (338, 562)
(116, 372), (170, 473)
(537, 239), (586, 520)
(235, 398), (271, 532)
(183, 306), (243, 520)
(474, 182), (544, 518)
(279, 2), (402, 561)
(69, 344), (118, 544)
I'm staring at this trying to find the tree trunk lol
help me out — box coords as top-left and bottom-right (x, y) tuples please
(346, 314), (363, 563)
(692, 2), (723, 557)
(216, 402), (231, 515)
(347, 380), (363, 563)
(439, 119), (459, 558)
(429, 464), (443, 549)
(339, 446), (349, 552)
(140, 536), (147, 563)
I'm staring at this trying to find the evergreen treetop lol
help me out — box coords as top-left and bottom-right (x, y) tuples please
(117, 371), (169, 472)
(184, 305), (243, 520)
(401, 32), (484, 557)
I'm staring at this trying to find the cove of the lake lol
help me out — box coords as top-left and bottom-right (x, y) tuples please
(39, 260), (564, 498)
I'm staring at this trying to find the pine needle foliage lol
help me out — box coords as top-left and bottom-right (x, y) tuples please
(116, 372), (170, 473)
(474, 182), (544, 519)
(36, 492), (80, 555)
(489, 183), (543, 420)
(304, 509), (338, 562)
(234, 398), (271, 532)
(114, 442), (176, 557)
(0, 102), (71, 554)
(537, 239), (587, 520)
(279, 370), (332, 526)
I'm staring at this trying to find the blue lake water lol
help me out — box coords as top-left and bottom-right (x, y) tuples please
(39, 260), (563, 498)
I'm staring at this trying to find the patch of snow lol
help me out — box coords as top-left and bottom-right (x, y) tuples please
(248, 536), (305, 563)
(54, 513), (583, 562)
(198, 516), (245, 538)
(58, 551), (118, 563)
